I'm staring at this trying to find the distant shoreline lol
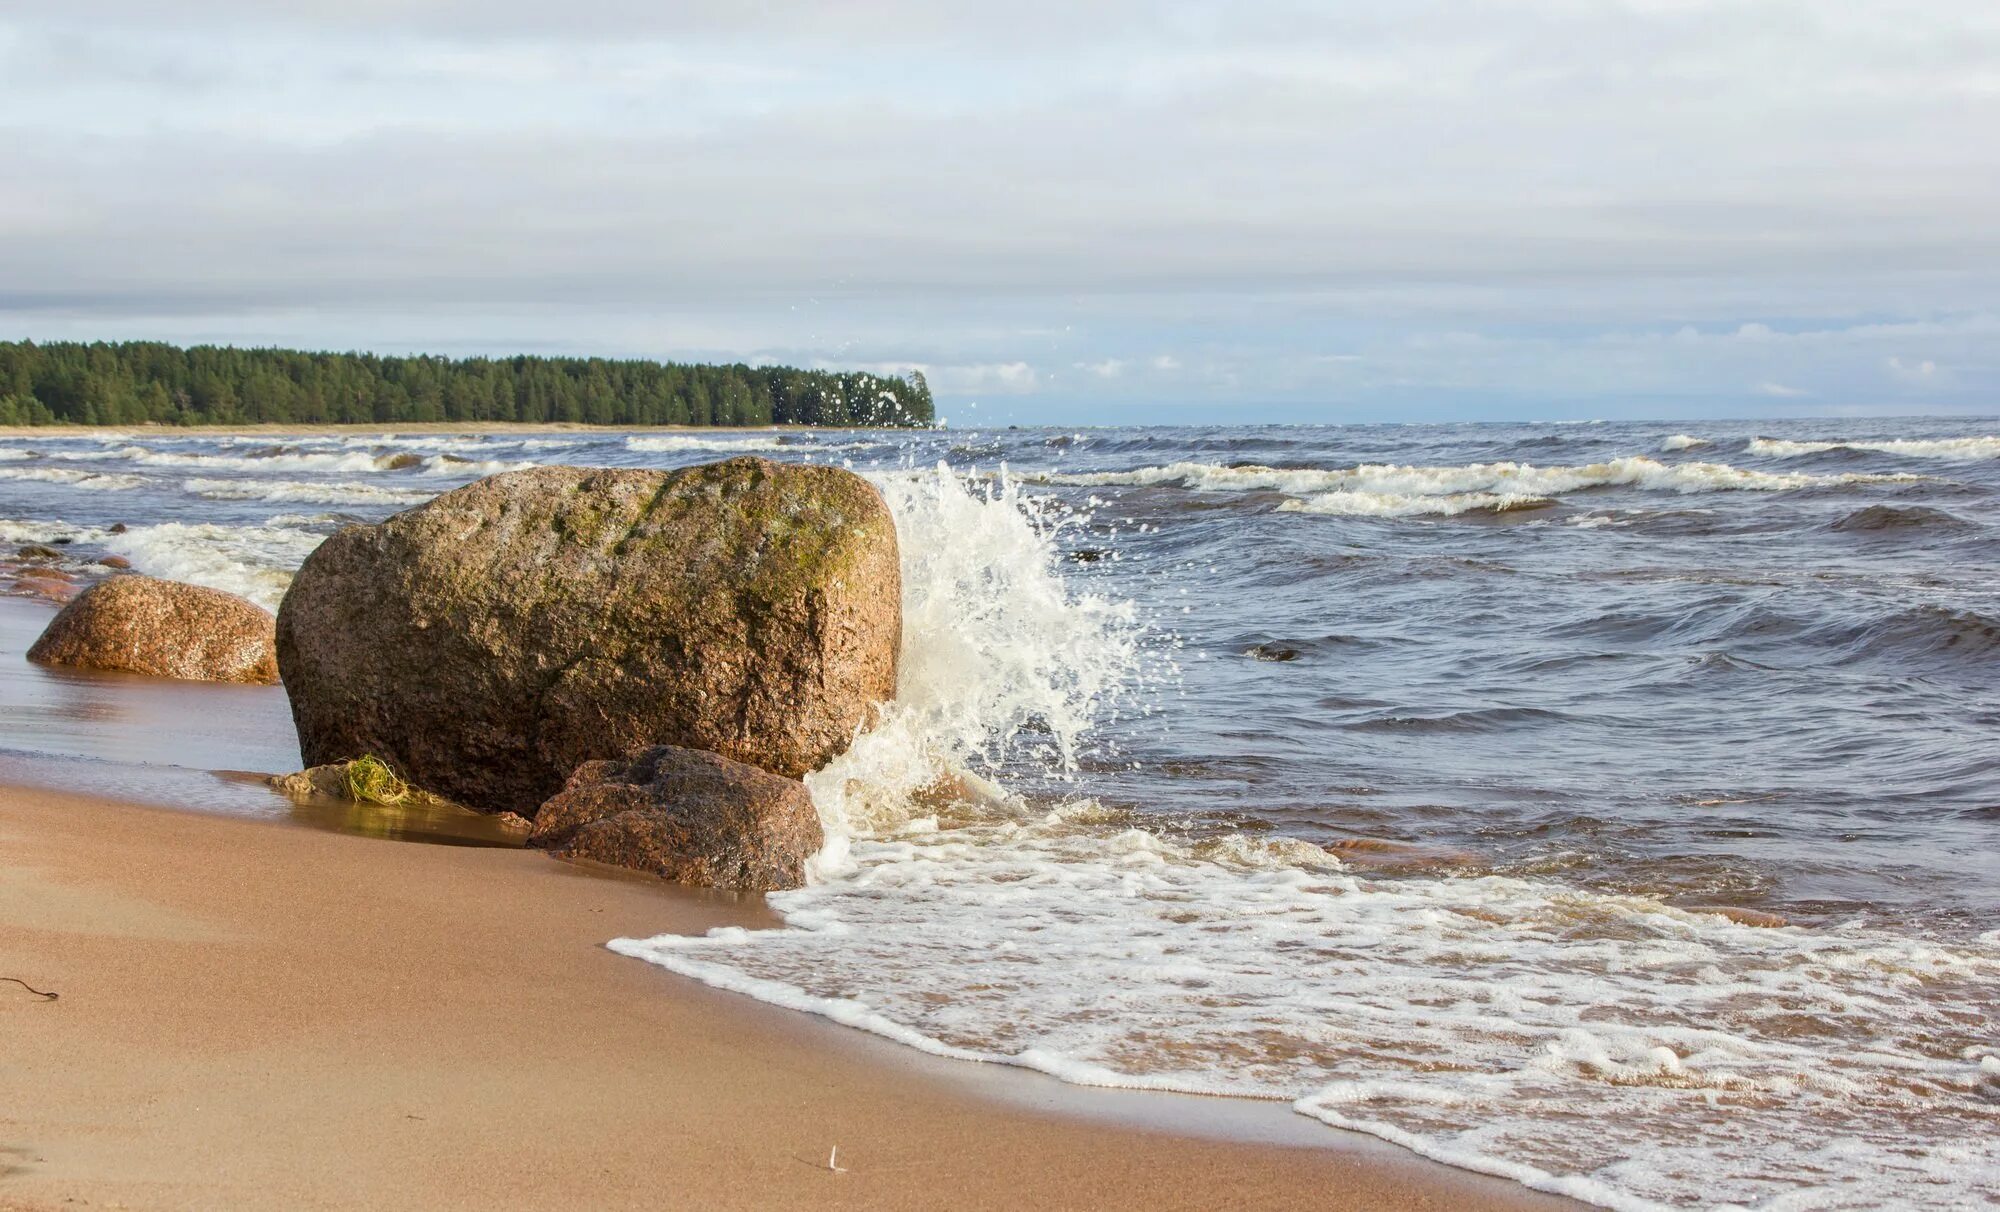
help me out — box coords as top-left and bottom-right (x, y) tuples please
(0, 421), (894, 437)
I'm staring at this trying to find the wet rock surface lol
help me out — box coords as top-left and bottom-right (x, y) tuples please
(529, 745), (823, 891)
(277, 458), (900, 815)
(27, 575), (279, 683)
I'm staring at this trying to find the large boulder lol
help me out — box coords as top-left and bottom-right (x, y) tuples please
(27, 575), (279, 683)
(528, 745), (822, 890)
(276, 458), (900, 816)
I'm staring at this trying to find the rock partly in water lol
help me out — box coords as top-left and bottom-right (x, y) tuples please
(277, 459), (900, 816)
(528, 745), (823, 891)
(98, 555), (132, 569)
(16, 544), (63, 560)
(28, 575), (279, 683)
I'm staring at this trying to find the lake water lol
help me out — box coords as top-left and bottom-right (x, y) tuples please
(3, 420), (1997, 1210)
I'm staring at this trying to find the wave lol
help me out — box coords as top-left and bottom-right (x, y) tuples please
(601, 460), (2000, 1211)
(1279, 491), (1556, 518)
(1750, 436), (2000, 460)
(54, 444), (537, 477)
(103, 521), (327, 610)
(1828, 504), (1975, 533)
(1659, 434), (1710, 451)
(1037, 457), (1922, 516)
(613, 800), (2000, 1211)
(0, 465), (146, 491)
(626, 434), (792, 453)
(181, 477), (438, 506)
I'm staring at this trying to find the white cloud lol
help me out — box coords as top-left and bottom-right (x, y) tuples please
(929, 361), (1040, 395)
(1, 2), (1998, 416)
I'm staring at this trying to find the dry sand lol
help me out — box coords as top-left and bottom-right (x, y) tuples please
(0, 785), (1580, 1211)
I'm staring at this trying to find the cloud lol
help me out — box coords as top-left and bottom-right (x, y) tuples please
(928, 362), (1041, 395)
(1757, 381), (1810, 398)
(1, 2), (1997, 419)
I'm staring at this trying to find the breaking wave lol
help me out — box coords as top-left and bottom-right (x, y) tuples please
(0, 465), (146, 491)
(1750, 436), (2000, 460)
(103, 522), (327, 610)
(182, 477), (437, 507)
(626, 434), (793, 453)
(1036, 456), (1922, 517)
(604, 459), (2000, 1211)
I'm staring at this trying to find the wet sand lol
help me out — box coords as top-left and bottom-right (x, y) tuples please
(0, 784), (1581, 1211)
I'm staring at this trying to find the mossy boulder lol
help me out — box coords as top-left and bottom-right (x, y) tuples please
(28, 575), (279, 683)
(275, 459), (900, 816)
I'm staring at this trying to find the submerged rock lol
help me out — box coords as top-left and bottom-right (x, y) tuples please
(528, 745), (822, 891)
(276, 458), (900, 815)
(27, 575), (279, 683)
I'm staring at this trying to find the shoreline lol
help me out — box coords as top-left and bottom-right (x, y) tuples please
(0, 422), (909, 437)
(0, 784), (1580, 1211)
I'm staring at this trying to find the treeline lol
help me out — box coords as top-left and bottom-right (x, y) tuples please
(0, 341), (933, 428)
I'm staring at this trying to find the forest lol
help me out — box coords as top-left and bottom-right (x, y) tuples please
(0, 341), (933, 428)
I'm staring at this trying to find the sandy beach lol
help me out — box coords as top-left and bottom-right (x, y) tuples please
(1, 784), (1577, 1211)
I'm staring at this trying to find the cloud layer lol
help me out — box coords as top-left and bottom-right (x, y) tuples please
(3, 1), (1996, 421)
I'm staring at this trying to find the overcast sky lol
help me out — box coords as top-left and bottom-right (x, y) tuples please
(2, 1), (1995, 423)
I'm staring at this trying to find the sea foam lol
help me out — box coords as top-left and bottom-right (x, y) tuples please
(608, 462), (2000, 1212)
(1750, 436), (2000, 460)
(1035, 456), (1922, 517)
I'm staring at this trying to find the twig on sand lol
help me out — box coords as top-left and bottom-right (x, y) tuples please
(827, 1146), (847, 1174)
(2, 977), (58, 1001)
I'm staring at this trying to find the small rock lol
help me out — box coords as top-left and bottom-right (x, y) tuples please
(29, 575), (280, 683)
(1246, 643), (1301, 662)
(16, 544), (62, 560)
(528, 745), (823, 891)
(97, 555), (132, 569)
(108, 523), (128, 534)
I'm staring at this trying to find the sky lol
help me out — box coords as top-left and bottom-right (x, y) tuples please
(1, 1), (1996, 424)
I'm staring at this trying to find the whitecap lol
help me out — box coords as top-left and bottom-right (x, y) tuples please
(1035, 457), (1921, 509)
(1750, 436), (2000, 460)
(103, 522), (326, 610)
(181, 477), (437, 506)
(0, 465), (147, 491)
